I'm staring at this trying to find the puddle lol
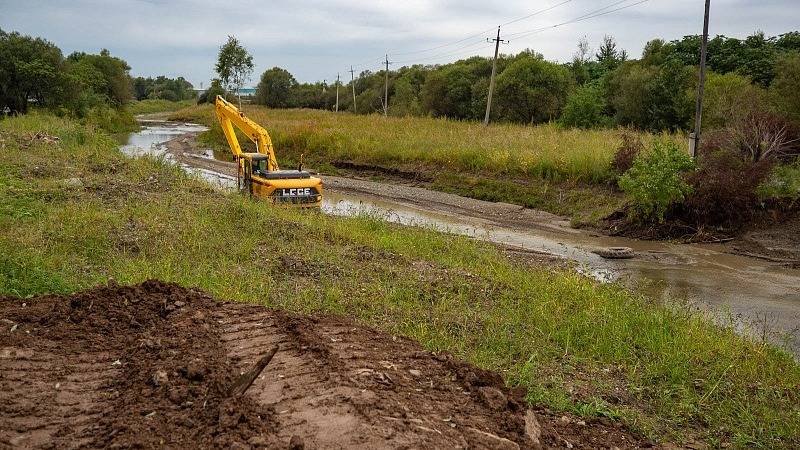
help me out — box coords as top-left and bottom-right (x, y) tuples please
(120, 121), (800, 356)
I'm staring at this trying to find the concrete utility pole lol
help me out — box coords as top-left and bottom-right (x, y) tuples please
(484, 26), (508, 126)
(322, 80), (328, 110)
(349, 66), (357, 113)
(692, 0), (711, 157)
(383, 54), (392, 116)
(335, 72), (340, 112)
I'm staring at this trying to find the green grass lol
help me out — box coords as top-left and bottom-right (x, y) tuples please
(1, 112), (799, 448)
(127, 99), (195, 115)
(170, 105), (682, 223)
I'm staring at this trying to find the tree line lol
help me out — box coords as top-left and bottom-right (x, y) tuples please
(231, 31), (800, 132)
(0, 29), (194, 123)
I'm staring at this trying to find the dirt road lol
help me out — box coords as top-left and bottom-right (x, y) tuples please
(0, 281), (649, 449)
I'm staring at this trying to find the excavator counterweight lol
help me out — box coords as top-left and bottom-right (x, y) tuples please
(214, 96), (322, 207)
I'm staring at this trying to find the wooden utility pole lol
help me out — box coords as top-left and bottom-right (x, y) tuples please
(335, 72), (340, 112)
(484, 27), (507, 126)
(349, 66), (357, 113)
(692, 0), (711, 157)
(383, 54), (392, 116)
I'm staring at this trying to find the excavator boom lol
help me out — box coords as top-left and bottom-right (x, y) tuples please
(214, 96), (322, 207)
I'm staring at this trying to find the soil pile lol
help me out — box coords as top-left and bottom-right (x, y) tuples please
(1, 281), (652, 449)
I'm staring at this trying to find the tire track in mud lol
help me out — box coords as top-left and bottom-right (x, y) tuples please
(2, 282), (650, 449)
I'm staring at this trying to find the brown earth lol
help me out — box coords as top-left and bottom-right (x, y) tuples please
(0, 281), (653, 449)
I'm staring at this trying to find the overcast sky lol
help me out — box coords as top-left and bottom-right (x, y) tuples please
(1, 0), (796, 87)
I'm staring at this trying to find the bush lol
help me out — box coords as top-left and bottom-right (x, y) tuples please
(700, 109), (800, 163)
(611, 132), (644, 175)
(559, 83), (611, 129)
(197, 79), (226, 104)
(683, 150), (774, 226)
(618, 139), (695, 222)
(758, 160), (800, 203)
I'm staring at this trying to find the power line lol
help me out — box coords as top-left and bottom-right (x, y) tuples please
(388, 0), (573, 57)
(391, 0), (652, 68)
(393, 40), (490, 65)
(500, 0), (573, 27)
(506, 0), (652, 40)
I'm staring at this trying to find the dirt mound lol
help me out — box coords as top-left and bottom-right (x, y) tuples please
(1, 281), (652, 449)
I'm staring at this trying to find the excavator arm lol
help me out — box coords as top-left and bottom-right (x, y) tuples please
(212, 95), (323, 208)
(214, 95), (279, 171)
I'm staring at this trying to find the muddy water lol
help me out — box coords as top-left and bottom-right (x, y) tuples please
(118, 121), (236, 189)
(120, 122), (800, 356)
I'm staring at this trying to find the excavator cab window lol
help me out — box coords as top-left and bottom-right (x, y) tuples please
(252, 159), (268, 175)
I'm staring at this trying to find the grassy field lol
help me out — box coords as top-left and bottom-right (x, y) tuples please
(170, 105), (688, 224)
(126, 99), (195, 115)
(1, 113), (799, 448)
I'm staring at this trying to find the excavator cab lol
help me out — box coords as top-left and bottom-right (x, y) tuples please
(215, 96), (322, 208)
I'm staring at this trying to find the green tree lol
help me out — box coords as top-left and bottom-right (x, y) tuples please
(646, 60), (694, 131)
(641, 39), (673, 66)
(421, 65), (476, 119)
(66, 50), (133, 106)
(770, 52), (800, 122)
(215, 35), (254, 107)
(255, 67), (297, 108)
(391, 66), (426, 116)
(0, 29), (65, 113)
(494, 54), (572, 124)
(595, 35), (627, 72)
(606, 61), (693, 131)
(704, 72), (766, 128)
(560, 82), (610, 129)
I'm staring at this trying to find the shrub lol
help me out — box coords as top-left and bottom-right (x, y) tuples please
(197, 79), (226, 105)
(618, 139), (695, 222)
(700, 109), (800, 163)
(757, 160), (800, 203)
(683, 150), (774, 226)
(611, 132), (644, 175)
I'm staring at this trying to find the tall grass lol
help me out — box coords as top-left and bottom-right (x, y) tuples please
(1, 113), (797, 448)
(172, 105), (685, 184)
(127, 99), (195, 115)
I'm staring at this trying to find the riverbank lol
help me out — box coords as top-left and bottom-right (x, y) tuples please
(2, 112), (800, 447)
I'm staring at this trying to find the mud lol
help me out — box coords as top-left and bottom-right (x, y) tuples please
(0, 281), (652, 449)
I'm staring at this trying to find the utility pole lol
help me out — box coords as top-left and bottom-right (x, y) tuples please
(322, 79), (328, 110)
(383, 54), (392, 116)
(335, 72), (340, 112)
(484, 26), (508, 126)
(349, 65), (357, 113)
(692, 0), (711, 157)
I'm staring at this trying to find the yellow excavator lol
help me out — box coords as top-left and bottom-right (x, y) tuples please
(214, 95), (322, 207)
